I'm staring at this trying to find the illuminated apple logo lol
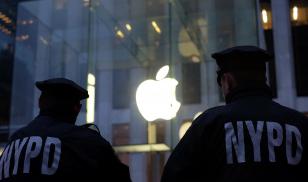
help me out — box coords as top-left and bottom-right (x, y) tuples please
(136, 65), (181, 122)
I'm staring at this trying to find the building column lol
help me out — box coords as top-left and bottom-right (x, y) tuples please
(129, 68), (148, 182)
(271, 0), (296, 108)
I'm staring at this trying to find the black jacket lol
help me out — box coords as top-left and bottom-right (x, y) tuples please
(0, 115), (131, 182)
(161, 86), (308, 182)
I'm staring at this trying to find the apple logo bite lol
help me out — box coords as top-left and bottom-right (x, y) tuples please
(136, 65), (181, 122)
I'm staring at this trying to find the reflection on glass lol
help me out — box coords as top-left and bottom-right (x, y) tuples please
(116, 30), (125, 38)
(151, 21), (161, 34)
(125, 23), (132, 31)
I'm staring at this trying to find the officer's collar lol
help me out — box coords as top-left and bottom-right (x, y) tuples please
(38, 110), (76, 124)
(225, 84), (272, 104)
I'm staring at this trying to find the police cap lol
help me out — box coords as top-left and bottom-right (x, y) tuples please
(212, 45), (272, 72)
(36, 78), (89, 100)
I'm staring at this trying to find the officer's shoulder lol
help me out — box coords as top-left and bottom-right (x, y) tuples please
(70, 124), (110, 145)
(194, 105), (226, 125)
(273, 101), (308, 120)
(203, 105), (226, 115)
(73, 124), (102, 137)
(198, 105), (226, 118)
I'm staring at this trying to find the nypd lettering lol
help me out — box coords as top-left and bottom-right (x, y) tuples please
(0, 136), (61, 180)
(225, 121), (303, 165)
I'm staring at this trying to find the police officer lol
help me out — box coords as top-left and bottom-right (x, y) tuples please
(161, 46), (308, 182)
(0, 78), (131, 182)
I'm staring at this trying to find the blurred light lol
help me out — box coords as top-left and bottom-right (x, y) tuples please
(87, 85), (95, 123)
(193, 112), (203, 120)
(0, 13), (11, 24)
(88, 73), (96, 85)
(19, 20), (34, 25)
(3, 17), (11, 24)
(3, 29), (10, 35)
(87, 73), (96, 123)
(179, 121), (192, 139)
(55, 0), (66, 9)
(15, 34), (30, 41)
(151, 21), (161, 34)
(22, 34), (29, 40)
(40, 36), (49, 45)
(83, 0), (90, 7)
(293, 6), (298, 21)
(114, 144), (170, 153)
(191, 55), (200, 63)
(116, 30), (125, 38)
(125, 23), (132, 31)
(178, 27), (200, 58)
(262, 9), (268, 23)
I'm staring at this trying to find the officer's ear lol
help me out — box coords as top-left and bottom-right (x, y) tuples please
(221, 72), (237, 91)
(73, 103), (82, 113)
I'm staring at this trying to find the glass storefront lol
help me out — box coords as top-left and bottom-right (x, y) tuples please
(0, 0), (22, 143)
(9, 0), (259, 181)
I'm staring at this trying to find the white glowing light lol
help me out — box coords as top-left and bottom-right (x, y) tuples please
(126, 23), (132, 31)
(88, 73), (96, 85)
(156, 65), (169, 80)
(116, 30), (125, 38)
(87, 73), (96, 123)
(87, 85), (95, 123)
(136, 65), (181, 122)
(262, 9), (268, 23)
(293, 6), (298, 21)
(151, 21), (161, 34)
(179, 122), (192, 139)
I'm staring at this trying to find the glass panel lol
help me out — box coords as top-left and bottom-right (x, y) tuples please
(259, 0), (277, 97)
(0, 1), (18, 144)
(112, 69), (131, 109)
(11, 0), (90, 133)
(9, 0), (259, 181)
(181, 62), (201, 104)
(290, 0), (308, 96)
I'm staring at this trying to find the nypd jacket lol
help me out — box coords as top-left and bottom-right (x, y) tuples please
(161, 86), (308, 182)
(0, 115), (131, 182)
